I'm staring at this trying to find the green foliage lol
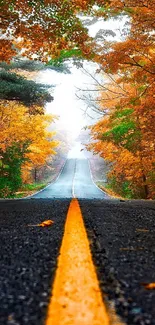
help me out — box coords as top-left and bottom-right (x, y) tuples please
(102, 108), (142, 151)
(103, 121), (136, 141)
(112, 121), (136, 137)
(121, 181), (133, 198)
(22, 183), (45, 191)
(12, 182), (46, 198)
(107, 176), (134, 199)
(0, 177), (15, 198)
(47, 49), (83, 67)
(0, 70), (53, 107)
(113, 108), (134, 119)
(0, 143), (29, 197)
(0, 59), (44, 71)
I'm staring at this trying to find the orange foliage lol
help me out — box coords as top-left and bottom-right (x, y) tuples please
(0, 0), (95, 62)
(0, 100), (58, 182)
(88, 0), (155, 199)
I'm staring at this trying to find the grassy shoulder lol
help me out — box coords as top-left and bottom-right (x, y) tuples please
(89, 158), (128, 200)
(0, 158), (66, 199)
(13, 183), (47, 198)
(96, 181), (128, 200)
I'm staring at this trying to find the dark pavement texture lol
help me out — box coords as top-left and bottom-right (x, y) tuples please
(0, 199), (155, 324)
(0, 156), (155, 325)
(0, 199), (70, 325)
(79, 199), (155, 325)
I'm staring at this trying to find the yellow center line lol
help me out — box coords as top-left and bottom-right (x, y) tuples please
(45, 199), (124, 325)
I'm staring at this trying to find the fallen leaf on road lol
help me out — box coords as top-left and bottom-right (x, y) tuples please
(39, 220), (54, 227)
(28, 220), (54, 227)
(142, 283), (155, 290)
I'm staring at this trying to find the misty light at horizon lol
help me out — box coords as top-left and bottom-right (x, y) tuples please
(38, 16), (128, 143)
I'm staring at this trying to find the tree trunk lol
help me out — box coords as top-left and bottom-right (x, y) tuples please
(142, 172), (149, 199)
(34, 168), (37, 182)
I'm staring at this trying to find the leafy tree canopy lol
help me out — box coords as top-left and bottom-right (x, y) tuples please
(0, 100), (58, 197)
(0, 0), (100, 62)
(0, 70), (53, 110)
(0, 59), (44, 71)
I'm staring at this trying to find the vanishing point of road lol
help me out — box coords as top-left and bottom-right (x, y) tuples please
(32, 158), (108, 199)
(0, 148), (155, 325)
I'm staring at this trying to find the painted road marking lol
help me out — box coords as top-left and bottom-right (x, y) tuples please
(45, 199), (124, 325)
(72, 159), (76, 198)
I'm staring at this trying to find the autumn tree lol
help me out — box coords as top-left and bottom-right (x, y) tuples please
(88, 98), (155, 198)
(0, 0), (93, 196)
(86, 0), (155, 198)
(0, 70), (53, 111)
(0, 101), (58, 197)
(0, 0), (100, 63)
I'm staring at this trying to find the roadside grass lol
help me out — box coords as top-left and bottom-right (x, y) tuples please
(14, 183), (47, 198)
(96, 181), (127, 200)
(0, 159), (66, 199)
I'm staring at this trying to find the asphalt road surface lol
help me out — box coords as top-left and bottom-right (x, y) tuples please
(0, 199), (70, 325)
(0, 155), (155, 325)
(32, 158), (108, 199)
(80, 199), (155, 325)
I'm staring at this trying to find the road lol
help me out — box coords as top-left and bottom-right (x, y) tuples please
(0, 151), (155, 325)
(32, 158), (108, 199)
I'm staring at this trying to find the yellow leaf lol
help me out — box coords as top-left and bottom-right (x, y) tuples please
(38, 219), (54, 227)
(28, 219), (54, 227)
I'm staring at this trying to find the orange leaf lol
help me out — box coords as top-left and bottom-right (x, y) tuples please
(142, 283), (155, 290)
(38, 220), (54, 227)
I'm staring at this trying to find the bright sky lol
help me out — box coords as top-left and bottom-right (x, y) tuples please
(40, 62), (99, 141)
(43, 69), (89, 138)
(39, 16), (128, 145)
